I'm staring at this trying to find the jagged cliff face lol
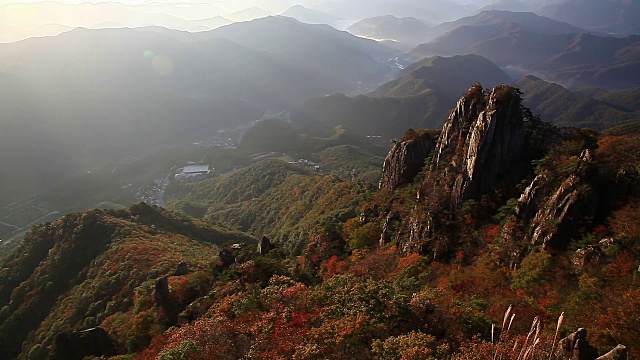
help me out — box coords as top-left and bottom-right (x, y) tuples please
(520, 152), (599, 250)
(429, 84), (525, 208)
(502, 149), (600, 264)
(379, 130), (436, 191)
(380, 83), (618, 262)
(398, 84), (529, 258)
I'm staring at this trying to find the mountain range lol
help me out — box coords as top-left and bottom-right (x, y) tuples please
(293, 54), (512, 135)
(294, 53), (640, 135)
(410, 11), (640, 90)
(0, 17), (397, 205)
(347, 15), (431, 48)
(540, 0), (640, 35)
(310, 0), (474, 25)
(281, 4), (347, 29)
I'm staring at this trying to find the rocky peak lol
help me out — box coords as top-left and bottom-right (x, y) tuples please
(432, 83), (485, 171)
(427, 83), (526, 207)
(397, 83), (530, 258)
(421, 84), (526, 209)
(379, 129), (436, 191)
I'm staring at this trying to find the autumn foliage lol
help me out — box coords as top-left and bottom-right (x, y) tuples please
(2, 125), (640, 359)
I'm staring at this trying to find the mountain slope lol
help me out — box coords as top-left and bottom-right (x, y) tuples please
(293, 55), (512, 136)
(0, 203), (255, 360)
(540, 0), (640, 35)
(590, 87), (640, 112)
(371, 54), (512, 99)
(411, 23), (640, 90)
(515, 75), (640, 129)
(347, 15), (431, 47)
(167, 159), (375, 255)
(206, 16), (398, 92)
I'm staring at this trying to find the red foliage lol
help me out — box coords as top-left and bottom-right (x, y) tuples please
(322, 255), (348, 280)
(605, 251), (637, 278)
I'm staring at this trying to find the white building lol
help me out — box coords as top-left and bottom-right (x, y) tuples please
(175, 164), (212, 181)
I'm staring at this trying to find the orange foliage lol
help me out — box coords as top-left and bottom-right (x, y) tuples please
(396, 253), (423, 272)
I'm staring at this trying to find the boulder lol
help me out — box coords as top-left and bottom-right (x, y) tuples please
(174, 261), (190, 276)
(597, 345), (627, 360)
(154, 276), (170, 309)
(258, 236), (272, 255)
(557, 328), (599, 360)
(218, 247), (236, 269)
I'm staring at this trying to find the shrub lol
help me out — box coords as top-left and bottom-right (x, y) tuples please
(511, 252), (556, 292)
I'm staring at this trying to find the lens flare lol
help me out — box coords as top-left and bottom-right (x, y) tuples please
(151, 55), (173, 75)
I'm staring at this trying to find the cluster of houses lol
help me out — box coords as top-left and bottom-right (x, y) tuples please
(289, 158), (321, 171)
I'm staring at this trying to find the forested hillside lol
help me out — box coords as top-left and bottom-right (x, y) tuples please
(1, 84), (637, 359)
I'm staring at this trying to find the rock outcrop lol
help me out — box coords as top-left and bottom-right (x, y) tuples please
(154, 276), (170, 309)
(52, 327), (116, 360)
(401, 84), (529, 258)
(174, 261), (190, 276)
(507, 149), (599, 255)
(379, 211), (401, 246)
(379, 129), (435, 191)
(557, 328), (599, 360)
(597, 345), (628, 360)
(428, 83), (525, 208)
(572, 245), (606, 273)
(258, 236), (272, 255)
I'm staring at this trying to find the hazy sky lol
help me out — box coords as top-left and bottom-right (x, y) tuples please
(0, 0), (494, 6)
(0, 0), (322, 13)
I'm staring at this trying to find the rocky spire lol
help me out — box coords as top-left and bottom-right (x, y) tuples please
(379, 129), (436, 191)
(402, 84), (528, 258)
(429, 83), (525, 208)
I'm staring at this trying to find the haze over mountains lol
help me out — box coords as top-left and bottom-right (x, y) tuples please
(0, 15), (396, 204)
(540, 0), (640, 35)
(1, 0), (639, 205)
(410, 10), (640, 90)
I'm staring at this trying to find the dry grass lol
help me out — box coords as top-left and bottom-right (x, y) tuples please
(454, 307), (571, 360)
